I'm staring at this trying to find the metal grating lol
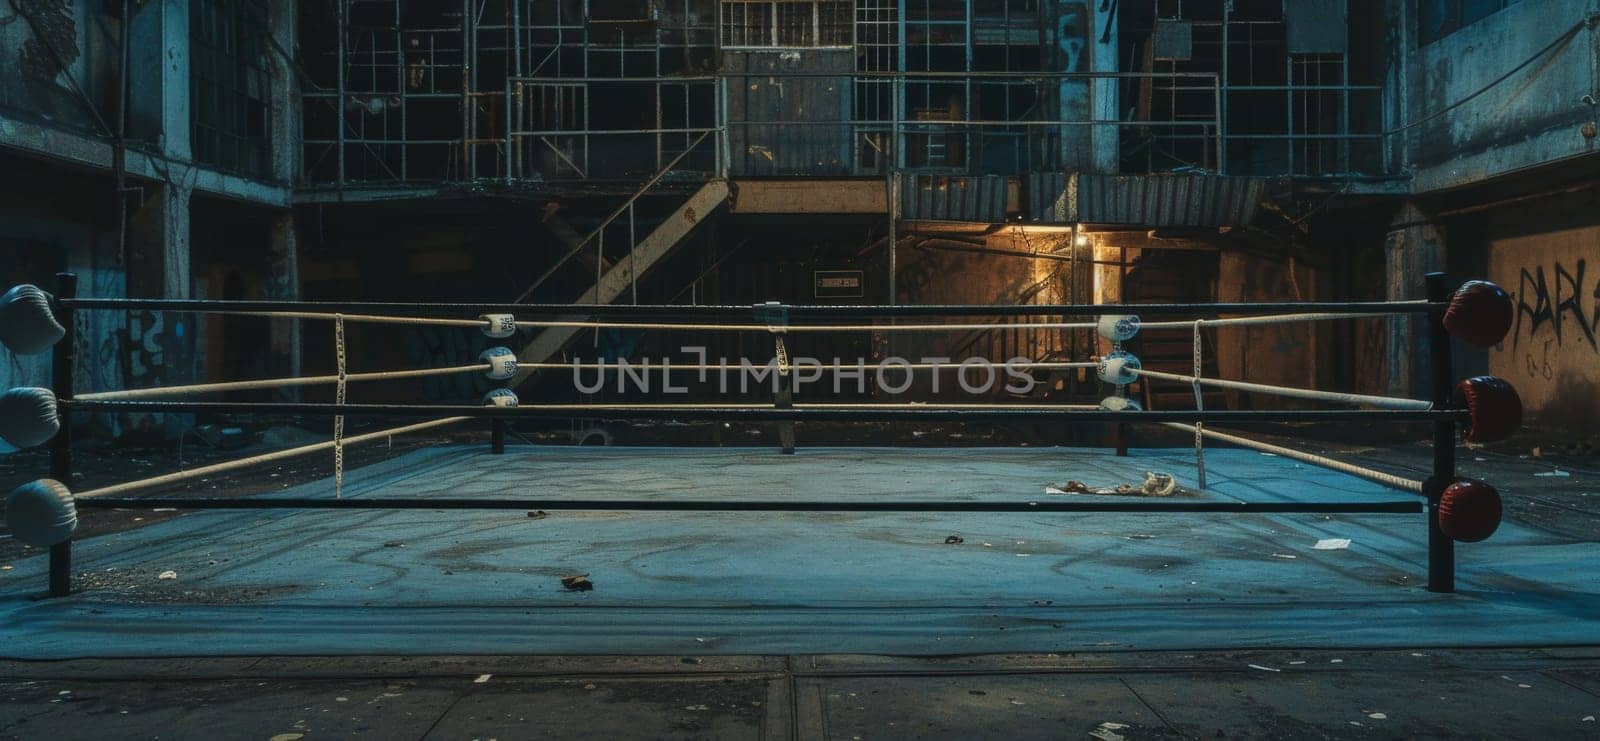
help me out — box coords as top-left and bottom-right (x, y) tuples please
(1026, 172), (1265, 227)
(897, 174), (1008, 222)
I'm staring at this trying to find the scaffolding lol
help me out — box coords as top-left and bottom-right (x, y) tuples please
(299, 0), (1384, 188)
(1136, 0), (1382, 177)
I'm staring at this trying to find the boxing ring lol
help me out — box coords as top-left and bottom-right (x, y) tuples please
(0, 271), (1560, 655)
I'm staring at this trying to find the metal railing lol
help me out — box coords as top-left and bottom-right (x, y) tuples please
(302, 70), (1393, 185)
(305, 71), (1227, 185)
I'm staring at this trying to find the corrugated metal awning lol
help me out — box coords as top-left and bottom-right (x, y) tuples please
(898, 174), (1008, 223)
(1026, 172), (1266, 227)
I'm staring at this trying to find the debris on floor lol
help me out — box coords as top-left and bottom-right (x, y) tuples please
(1089, 721), (1130, 741)
(1048, 472), (1182, 497)
(157, 570), (177, 581)
(1141, 471), (1177, 496)
(1534, 469), (1571, 478)
(944, 535), (964, 544)
(561, 574), (593, 591)
(1313, 538), (1352, 550)
(527, 510), (550, 519)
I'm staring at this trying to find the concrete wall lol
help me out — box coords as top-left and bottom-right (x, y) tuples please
(0, 0), (301, 441)
(1214, 252), (1327, 408)
(0, 159), (127, 433)
(1487, 223), (1600, 439)
(1406, 0), (1600, 192)
(0, 0), (122, 132)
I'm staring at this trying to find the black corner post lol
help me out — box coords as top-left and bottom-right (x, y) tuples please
(1424, 272), (1455, 594)
(48, 272), (78, 598)
(491, 417), (507, 455)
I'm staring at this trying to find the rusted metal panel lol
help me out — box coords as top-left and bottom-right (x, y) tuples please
(724, 50), (853, 176)
(729, 179), (888, 214)
(1026, 173), (1265, 227)
(1152, 19), (1194, 60)
(897, 174), (1008, 222)
(1027, 171), (1077, 223)
(1285, 0), (1348, 55)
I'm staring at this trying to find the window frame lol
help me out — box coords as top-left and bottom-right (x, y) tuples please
(719, 0), (855, 50)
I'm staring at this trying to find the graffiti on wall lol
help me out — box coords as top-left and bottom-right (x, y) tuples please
(123, 310), (166, 385)
(1511, 259), (1599, 379)
(1055, 1), (1090, 72)
(10, 0), (80, 82)
(1510, 257), (1600, 350)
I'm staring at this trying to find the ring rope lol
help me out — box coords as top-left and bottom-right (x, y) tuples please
(334, 315), (347, 499)
(74, 364), (492, 401)
(77, 417), (471, 499)
(533, 361), (1100, 371)
(69, 360), (1104, 403)
(1135, 369), (1434, 411)
(200, 309), (1403, 335)
(1139, 312), (1394, 330)
(1162, 423), (1423, 494)
(232, 310), (1100, 334)
(388, 402), (1105, 411)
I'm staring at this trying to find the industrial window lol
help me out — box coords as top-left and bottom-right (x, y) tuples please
(191, 0), (272, 178)
(721, 1), (853, 48)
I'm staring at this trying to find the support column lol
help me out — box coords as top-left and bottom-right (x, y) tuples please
(267, 211), (301, 400)
(124, 0), (194, 441)
(267, 0), (300, 184)
(125, 180), (194, 441)
(1383, 201), (1445, 398)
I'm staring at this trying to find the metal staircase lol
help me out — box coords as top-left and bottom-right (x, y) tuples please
(511, 176), (730, 386)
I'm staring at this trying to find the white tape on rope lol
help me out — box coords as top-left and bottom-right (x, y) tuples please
(483, 389), (520, 407)
(480, 347), (518, 380)
(1191, 319), (1207, 490)
(334, 315), (347, 499)
(1097, 351), (1142, 386)
(1096, 314), (1140, 342)
(481, 314), (517, 339)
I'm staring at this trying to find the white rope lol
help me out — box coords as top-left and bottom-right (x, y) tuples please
(1161, 423), (1423, 494)
(1139, 312), (1393, 330)
(527, 361), (1099, 371)
(334, 315), (347, 499)
(513, 320), (1102, 333)
(1191, 319), (1207, 490)
(74, 364), (491, 401)
(226, 309), (1096, 334)
(463, 402), (1103, 411)
(205, 308), (1403, 335)
(243, 311), (485, 328)
(78, 417), (471, 499)
(1135, 369), (1434, 411)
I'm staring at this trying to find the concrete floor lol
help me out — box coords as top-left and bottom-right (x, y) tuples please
(3, 649), (1599, 739)
(1, 445), (1596, 658)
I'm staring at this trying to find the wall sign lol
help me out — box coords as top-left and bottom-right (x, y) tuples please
(814, 270), (864, 299)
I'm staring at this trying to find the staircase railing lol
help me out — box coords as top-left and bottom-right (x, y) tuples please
(514, 129), (718, 305)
